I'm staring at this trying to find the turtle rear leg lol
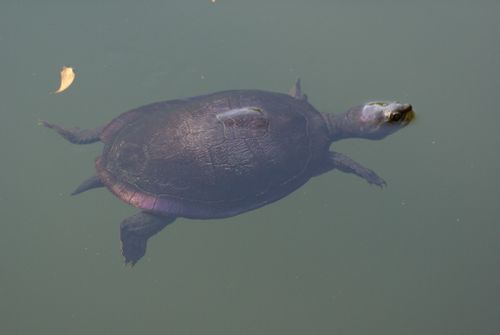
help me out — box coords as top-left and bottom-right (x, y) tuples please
(120, 212), (177, 266)
(71, 175), (104, 195)
(288, 78), (308, 101)
(41, 121), (104, 144)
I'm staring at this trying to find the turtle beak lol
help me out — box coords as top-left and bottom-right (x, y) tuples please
(401, 104), (415, 125)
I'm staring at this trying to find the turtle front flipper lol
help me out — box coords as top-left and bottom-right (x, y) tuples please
(316, 151), (386, 187)
(120, 212), (176, 266)
(41, 121), (104, 144)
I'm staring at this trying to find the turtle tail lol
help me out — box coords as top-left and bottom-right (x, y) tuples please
(41, 121), (104, 144)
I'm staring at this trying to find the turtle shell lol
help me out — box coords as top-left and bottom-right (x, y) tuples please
(96, 90), (330, 219)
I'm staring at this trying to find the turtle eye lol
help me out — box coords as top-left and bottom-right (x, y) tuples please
(389, 112), (402, 122)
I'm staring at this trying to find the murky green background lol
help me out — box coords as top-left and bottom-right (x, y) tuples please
(1, 1), (499, 334)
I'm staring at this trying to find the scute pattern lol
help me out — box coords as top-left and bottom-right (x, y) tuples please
(96, 90), (330, 218)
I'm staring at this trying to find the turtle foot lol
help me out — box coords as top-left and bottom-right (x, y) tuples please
(120, 212), (176, 266)
(121, 232), (147, 267)
(322, 151), (387, 188)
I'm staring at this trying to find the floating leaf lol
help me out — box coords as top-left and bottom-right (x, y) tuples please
(53, 66), (75, 94)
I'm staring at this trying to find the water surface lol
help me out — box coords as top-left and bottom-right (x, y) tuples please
(1, 1), (499, 334)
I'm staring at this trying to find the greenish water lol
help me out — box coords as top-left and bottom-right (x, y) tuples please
(1, 1), (499, 334)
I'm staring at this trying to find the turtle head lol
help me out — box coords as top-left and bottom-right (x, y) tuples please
(328, 101), (415, 141)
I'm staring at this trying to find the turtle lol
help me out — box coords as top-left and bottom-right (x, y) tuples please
(43, 79), (414, 265)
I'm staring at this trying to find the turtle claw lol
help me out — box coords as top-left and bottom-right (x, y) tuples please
(356, 167), (386, 188)
(360, 168), (387, 188)
(369, 175), (387, 188)
(121, 234), (147, 267)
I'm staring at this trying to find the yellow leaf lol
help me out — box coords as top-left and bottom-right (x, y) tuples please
(53, 66), (75, 94)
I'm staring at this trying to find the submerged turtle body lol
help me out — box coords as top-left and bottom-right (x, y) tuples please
(43, 79), (414, 265)
(97, 90), (330, 219)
